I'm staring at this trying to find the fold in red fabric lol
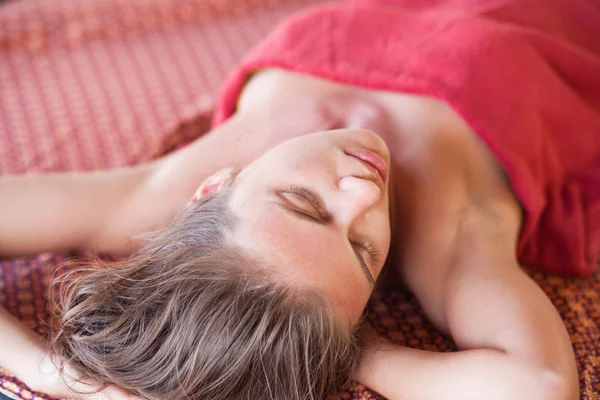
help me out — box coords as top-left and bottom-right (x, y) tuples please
(213, 0), (600, 277)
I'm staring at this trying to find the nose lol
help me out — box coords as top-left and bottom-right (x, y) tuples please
(335, 176), (381, 226)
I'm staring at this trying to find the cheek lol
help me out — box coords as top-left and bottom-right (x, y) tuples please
(281, 155), (333, 179)
(240, 142), (339, 190)
(239, 156), (282, 180)
(365, 208), (392, 248)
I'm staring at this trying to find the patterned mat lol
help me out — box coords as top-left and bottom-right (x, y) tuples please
(1, 0), (598, 399)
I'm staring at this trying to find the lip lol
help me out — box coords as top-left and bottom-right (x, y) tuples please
(345, 149), (388, 184)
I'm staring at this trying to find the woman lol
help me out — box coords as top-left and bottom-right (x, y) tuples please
(1, 0), (598, 398)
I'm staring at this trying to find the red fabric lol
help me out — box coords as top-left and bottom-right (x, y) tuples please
(0, 0), (330, 174)
(212, 0), (600, 277)
(1, 1), (599, 399)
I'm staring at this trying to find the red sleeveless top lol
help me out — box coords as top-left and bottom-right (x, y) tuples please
(212, 0), (600, 277)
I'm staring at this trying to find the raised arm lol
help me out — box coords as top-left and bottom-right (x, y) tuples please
(0, 163), (158, 257)
(0, 307), (146, 400)
(0, 113), (246, 258)
(355, 206), (579, 400)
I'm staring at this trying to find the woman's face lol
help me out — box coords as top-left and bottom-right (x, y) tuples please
(227, 129), (392, 323)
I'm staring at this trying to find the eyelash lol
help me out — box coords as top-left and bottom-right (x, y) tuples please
(286, 185), (381, 264)
(288, 184), (327, 217)
(351, 239), (382, 264)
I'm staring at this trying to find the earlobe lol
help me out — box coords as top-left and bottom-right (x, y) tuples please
(187, 167), (237, 207)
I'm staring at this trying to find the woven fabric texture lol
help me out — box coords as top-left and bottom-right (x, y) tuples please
(0, 1), (598, 399)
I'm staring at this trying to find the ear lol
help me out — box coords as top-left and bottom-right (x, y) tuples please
(187, 167), (237, 207)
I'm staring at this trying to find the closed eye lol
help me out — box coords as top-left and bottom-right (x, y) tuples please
(350, 238), (382, 264)
(283, 186), (380, 262)
(273, 185), (376, 286)
(285, 184), (329, 220)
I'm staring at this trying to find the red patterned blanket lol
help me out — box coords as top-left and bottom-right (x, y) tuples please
(0, 0), (598, 398)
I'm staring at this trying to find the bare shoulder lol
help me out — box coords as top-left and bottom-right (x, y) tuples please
(389, 123), (525, 332)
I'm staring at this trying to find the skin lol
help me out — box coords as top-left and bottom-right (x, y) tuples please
(0, 69), (580, 399)
(227, 129), (392, 322)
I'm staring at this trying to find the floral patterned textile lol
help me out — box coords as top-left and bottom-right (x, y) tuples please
(0, 0), (598, 399)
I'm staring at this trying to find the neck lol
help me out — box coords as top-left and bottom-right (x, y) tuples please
(234, 69), (505, 278)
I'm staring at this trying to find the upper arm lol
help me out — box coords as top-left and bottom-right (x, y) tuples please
(362, 207), (579, 399)
(0, 163), (158, 257)
(0, 113), (260, 257)
(405, 207), (579, 395)
(444, 238), (577, 370)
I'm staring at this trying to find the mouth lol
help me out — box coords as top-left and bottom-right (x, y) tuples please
(345, 149), (388, 184)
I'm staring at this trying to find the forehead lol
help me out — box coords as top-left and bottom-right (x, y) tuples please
(227, 188), (371, 321)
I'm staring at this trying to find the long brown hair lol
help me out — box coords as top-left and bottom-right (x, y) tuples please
(51, 189), (362, 400)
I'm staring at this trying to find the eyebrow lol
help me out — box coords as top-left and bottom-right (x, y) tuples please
(270, 201), (375, 287)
